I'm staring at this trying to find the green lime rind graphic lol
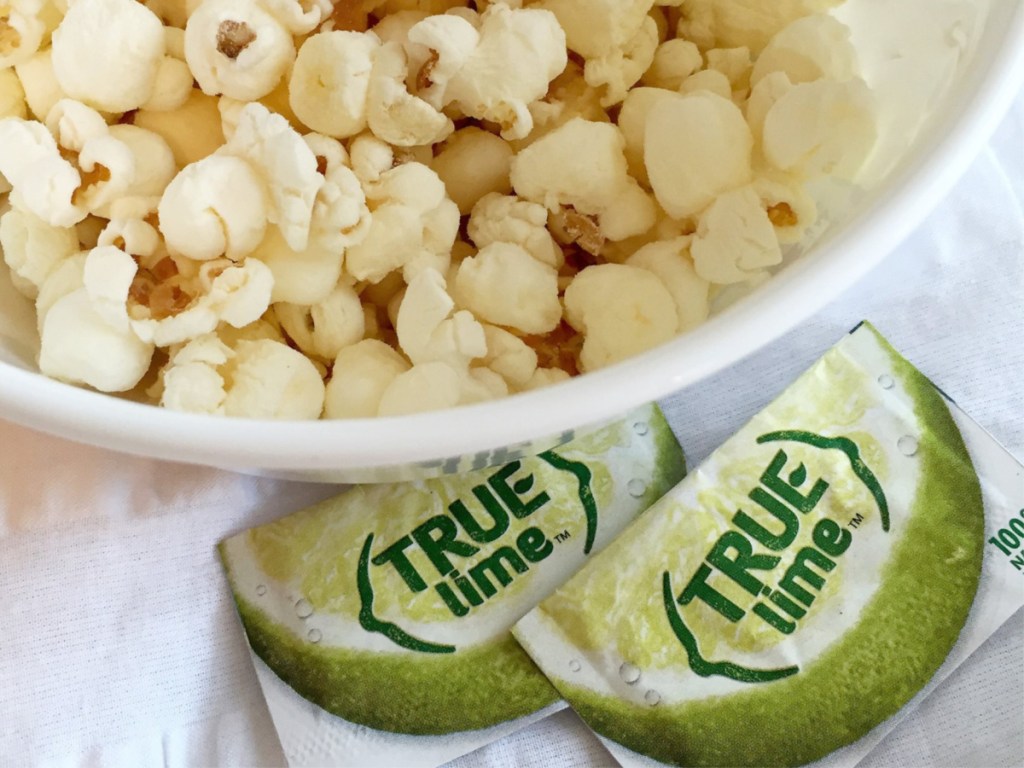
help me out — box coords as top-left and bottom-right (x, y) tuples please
(357, 533), (456, 655)
(230, 588), (558, 735)
(757, 430), (890, 532)
(661, 571), (799, 684)
(537, 329), (983, 767)
(538, 451), (598, 554)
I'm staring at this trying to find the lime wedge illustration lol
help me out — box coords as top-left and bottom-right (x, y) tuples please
(513, 326), (984, 767)
(220, 404), (685, 735)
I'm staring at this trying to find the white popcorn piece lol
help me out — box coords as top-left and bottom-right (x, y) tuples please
(130, 257), (273, 346)
(185, 0), (295, 101)
(706, 46), (753, 92)
(478, 323), (537, 390)
(453, 242), (561, 335)
(276, 282), (365, 361)
(675, 0), (843, 54)
(583, 14), (657, 107)
(51, 0), (166, 112)
(251, 226), (343, 306)
(222, 102), (323, 252)
(519, 365), (570, 391)
(377, 360), (461, 416)
(762, 77), (877, 181)
(0, 68), (27, 119)
(141, 55), (194, 113)
(431, 127), (513, 215)
(324, 338), (410, 419)
(745, 71), (793, 148)
(348, 132), (394, 186)
(563, 262), (678, 372)
(511, 118), (656, 243)
(0, 204), (78, 299)
(289, 30), (380, 139)
(259, 0), (332, 35)
(690, 185), (782, 284)
(158, 154), (268, 262)
(38, 246), (155, 393)
(345, 161), (457, 284)
(223, 338), (326, 418)
(369, 9), (430, 68)
(678, 69), (733, 99)
(408, 4), (567, 139)
(134, 90), (225, 168)
(145, 0), (204, 29)
(618, 86), (683, 187)
(14, 48), (63, 120)
(35, 251), (86, 331)
(538, 0), (653, 60)
(0, 117), (84, 227)
(751, 15), (855, 86)
(0, 0), (48, 69)
(160, 333), (233, 415)
(645, 91), (753, 219)
(641, 38), (702, 90)
(365, 41), (453, 147)
(467, 193), (562, 269)
(625, 236), (709, 332)
(395, 266), (486, 368)
(95, 125), (177, 219)
(461, 365), (508, 405)
(308, 141), (372, 251)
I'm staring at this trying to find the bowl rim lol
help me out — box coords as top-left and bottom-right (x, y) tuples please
(2, 3), (1024, 473)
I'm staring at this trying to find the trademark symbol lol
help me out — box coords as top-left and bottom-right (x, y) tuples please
(848, 513), (864, 529)
(554, 530), (571, 544)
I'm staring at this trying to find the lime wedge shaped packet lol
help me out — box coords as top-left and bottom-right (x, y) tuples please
(219, 403), (685, 767)
(513, 323), (1024, 768)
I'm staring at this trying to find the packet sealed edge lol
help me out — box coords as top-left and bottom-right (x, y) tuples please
(218, 402), (686, 768)
(511, 321), (1024, 768)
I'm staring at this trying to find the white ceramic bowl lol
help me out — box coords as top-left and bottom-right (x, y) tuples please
(1, 0), (1023, 482)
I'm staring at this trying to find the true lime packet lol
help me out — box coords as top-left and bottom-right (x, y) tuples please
(512, 323), (1024, 768)
(219, 403), (685, 767)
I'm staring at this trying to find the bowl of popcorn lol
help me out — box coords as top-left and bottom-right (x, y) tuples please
(0, 0), (1021, 482)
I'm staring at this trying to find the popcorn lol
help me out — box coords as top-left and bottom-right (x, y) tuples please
(408, 4), (568, 139)
(158, 154), (268, 262)
(583, 14), (657, 107)
(467, 193), (562, 269)
(511, 118), (656, 244)
(645, 91), (753, 219)
(129, 256), (273, 346)
(51, 0), (166, 113)
(0, 0), (882, 420)
(365, 41), (453, 147)
(0, 204), (78, 299)
(289, 31), (380, 139)
(431, 127), (514, 215)
(38, 246), (155, 392)
(221, 102), (323, 252)
(0, 0), (49, 69)
(185, 0), (295, 101)
(0, 116), (84, 227)
(13, 48), (63, 120)
(453, 242), (561, 335)
(762, 77), (877, 181)
(625, 236), (710, 332)
(162, 335), (325, 418)
(323, 338), (410, 419)
(563, 263), (678, 372)
(690, 185), (782, 284)
(395, 266), (486, 369)
(276, 282), (365, 361)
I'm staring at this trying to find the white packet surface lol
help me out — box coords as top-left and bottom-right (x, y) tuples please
(219, 404), (686, 767)
(512, 322), (1024, 768)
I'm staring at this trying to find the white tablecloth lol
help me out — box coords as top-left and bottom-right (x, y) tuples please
(1, 93), (1022, 768)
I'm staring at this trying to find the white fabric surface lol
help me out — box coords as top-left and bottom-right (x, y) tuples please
(0, 94), (1022, 768)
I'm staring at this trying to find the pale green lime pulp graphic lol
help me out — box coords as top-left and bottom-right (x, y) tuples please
(219, 408), (685, 735)
(529, 327), (984, 767)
